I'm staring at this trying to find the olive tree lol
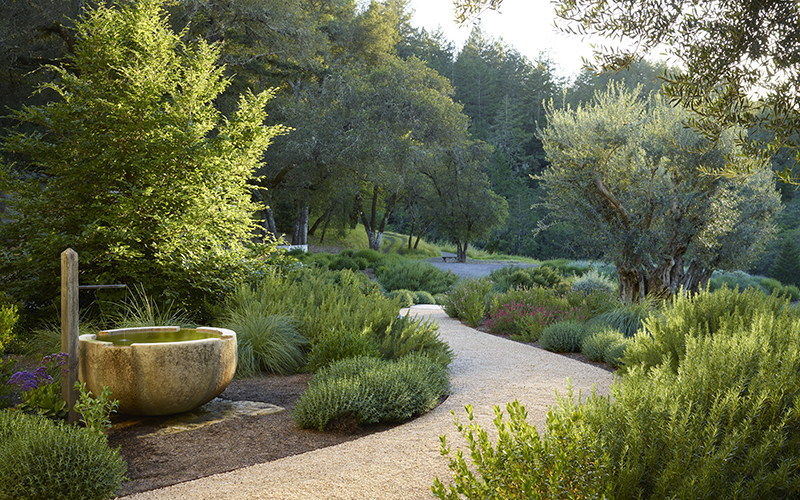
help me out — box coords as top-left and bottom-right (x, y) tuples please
(0, 0), (288, 314)
(538, 84), (781, 302)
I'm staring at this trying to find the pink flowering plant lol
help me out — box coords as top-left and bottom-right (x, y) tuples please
(485, 287), (587, 342)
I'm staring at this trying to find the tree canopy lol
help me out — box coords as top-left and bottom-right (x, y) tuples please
(0, 0), (288, 312)
(539, 84), (781, 302)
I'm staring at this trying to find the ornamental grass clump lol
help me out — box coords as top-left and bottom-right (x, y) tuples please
(292, 354), (449, 430)
(0, 410), (127, 500)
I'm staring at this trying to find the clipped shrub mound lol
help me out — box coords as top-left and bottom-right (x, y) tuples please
(375, 260), (459, 295)
(581, 325), (625, 362)
(0, 410), (127, 500)
(413, 290), (436, 305)
(538, 320), (587, 353)
(292, 354), (449, 430)
(386, 289), (415, 308)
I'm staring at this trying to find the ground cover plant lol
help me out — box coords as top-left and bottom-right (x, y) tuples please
(375, 260), (460, 295)
(434, 286), (800, 499)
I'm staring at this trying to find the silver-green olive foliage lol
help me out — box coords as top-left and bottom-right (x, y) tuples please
(538, 84), (781, 302)
(0, 0), (288, 311)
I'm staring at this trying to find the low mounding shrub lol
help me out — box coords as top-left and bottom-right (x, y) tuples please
(352, 249), (383, 265)
(581, 325), (625, 362)
(604, 338), (629, 368)
(413, 290), (436, 305)
(488, 265), (568, 293)
(441, 278), (493, 327)
(0, 410), (127, 500)
(386, 289), (415, 308)
(292, 354), (449, 430)
(375, 260), (459, 295)
(570, 268), (616, 296)
(538, 320), (587, 353)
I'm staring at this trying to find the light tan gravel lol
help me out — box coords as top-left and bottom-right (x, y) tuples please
(119, 305), (614, 500)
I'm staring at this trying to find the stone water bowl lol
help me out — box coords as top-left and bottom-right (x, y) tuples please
(78, 326), (237, 416)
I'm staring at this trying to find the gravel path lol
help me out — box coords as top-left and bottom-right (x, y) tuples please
(425, 257), (537, 279)
(119, 306), (614, 500)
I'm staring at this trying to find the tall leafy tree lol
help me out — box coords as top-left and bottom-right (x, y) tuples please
(539, 84), (781, 302)
(0, 0), (288, 311)
(420, 141), (508, 262)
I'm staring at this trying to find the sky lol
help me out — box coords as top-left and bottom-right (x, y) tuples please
(406, 0), (607, 81)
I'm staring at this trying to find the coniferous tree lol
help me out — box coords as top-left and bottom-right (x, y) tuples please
(0, 0), (288, 312)
(770, 239), (800, 287)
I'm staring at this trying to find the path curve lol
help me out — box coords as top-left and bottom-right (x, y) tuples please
(120, 306), (614, 500)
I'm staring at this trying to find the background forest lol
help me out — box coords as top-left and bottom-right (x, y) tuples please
(1, 0), (797, 279)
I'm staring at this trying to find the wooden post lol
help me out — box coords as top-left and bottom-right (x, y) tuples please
(61, 248), (80, 424)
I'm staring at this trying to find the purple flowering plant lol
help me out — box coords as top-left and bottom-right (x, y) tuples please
(6, 352), (69, 419)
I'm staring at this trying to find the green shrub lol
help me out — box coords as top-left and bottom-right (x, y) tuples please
(538, 320), (587, 353)
(441, 278), (493, 327)
(581, 325), (625, 362)
(0, 357), (17, 409)
(305, 328), (379, 372)
(375, 260), (459, 295)
(108, 285), (195, 329)
(578, 307), (800, 499)
(352, 249), (383, 265)
(432, 399), (611, 500)
(708, 270), (763, 293)
(292, 354), (449, 430)
(329, 255), (369, 271)
(538, 259), (591, 278)
(484, 287), (586, 341)
(223, 267), (397, 346)
(0, 293), (19, 354)
(0, 410), (127, 500)
(488, 265), (568, 293)
(413, 290), (436, 305)
(433, 293), (447, 305)
(588, 297), (657, 338)
(787, 285), (800, 300)
(371, 315), (454, 368)
(387, 289), (415, 308)
(603, 338), (629, 368)
(570, 268), (616, 295)
(622, 285), (797, 375)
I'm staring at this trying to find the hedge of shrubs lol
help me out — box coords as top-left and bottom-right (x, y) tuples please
(434, 287), (800, 500)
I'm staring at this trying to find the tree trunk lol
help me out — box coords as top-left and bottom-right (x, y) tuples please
(356, 186), (399, 252)
(456, 240), (468, 263)
(308, 205), (334, 237)
(616, 264), (648, 304)
(264, 207), (278, 241)
(291, 203), (308, 245)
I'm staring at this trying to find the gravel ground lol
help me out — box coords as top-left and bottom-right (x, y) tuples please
(119, 306), (614, 500)
(425, 257), (537, 279)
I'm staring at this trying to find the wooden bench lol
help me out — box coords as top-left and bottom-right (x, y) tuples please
(441, 256), (459, 262)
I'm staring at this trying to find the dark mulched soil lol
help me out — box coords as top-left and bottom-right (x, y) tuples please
(108, 374), (396, 497)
